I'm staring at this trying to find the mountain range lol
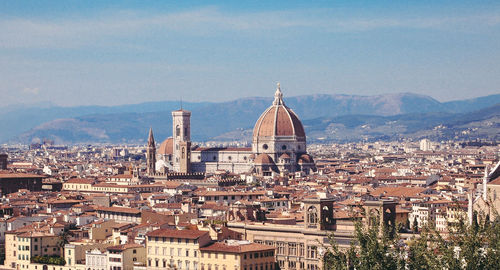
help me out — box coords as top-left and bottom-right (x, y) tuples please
(2, 92), (499, 144)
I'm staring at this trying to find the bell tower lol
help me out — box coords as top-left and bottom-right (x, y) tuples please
(172, 109), (191, 173)
(303, 197), (335, 230)
(146, 127), (156, 175)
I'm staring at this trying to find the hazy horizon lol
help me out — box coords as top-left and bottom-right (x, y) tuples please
(2, 91), (500, 109)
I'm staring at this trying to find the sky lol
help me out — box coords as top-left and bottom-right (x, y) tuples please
(1, 0), (499, 107)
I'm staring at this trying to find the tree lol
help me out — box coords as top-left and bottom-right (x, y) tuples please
(324, 215), (404, 270)
(323, 199), (500, 270)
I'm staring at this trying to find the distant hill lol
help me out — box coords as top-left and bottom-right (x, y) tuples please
(303, 103), (500, 143)
(5, 93), (500, 144)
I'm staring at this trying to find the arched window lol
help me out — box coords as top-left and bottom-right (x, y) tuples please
(176, 125), (180, 137)
(308, 206), (318, 224)
(182, 147), (185, 159)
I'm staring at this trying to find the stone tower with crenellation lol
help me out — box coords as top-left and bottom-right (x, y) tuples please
(172, 109), (191, 173)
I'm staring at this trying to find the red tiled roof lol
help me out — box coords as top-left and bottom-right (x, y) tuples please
(0, 172), (44, 179)
(371, 187), (427, 198)
(65, 178), (94, 184)
(107, 243), (143, 251)
(146, 229), (208, 239)
(489, 176), (500, 185)
(96, 206), (140, 215)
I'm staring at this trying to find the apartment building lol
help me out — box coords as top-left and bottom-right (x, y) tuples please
(199, 240), (276, 270)
(146, 229), (211, 270)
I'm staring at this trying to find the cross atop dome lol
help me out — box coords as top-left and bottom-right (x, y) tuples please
(273, 82), (284, 105)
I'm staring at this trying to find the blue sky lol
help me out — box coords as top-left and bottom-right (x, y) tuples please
(1, 0), (499, 107)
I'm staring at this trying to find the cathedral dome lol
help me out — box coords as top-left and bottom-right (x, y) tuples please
(254, 153), (275, 164)
(298, 153), (314, 164)
(253, 84), (305, 140)
(158, 138), (173, 155)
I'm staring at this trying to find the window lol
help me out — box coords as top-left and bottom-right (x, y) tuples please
(277, 242), (285, 255)
(307, 246), (317, 259)
(299, 244), (304, 257)
(288, 242), (297, 256)
(282, 145), (287, 150)
(263, 144), (268, 150)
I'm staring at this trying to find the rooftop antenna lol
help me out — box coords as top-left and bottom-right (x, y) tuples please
(180, 97), (183, 110)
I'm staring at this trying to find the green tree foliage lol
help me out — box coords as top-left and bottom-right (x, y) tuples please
(323, 205), (500, 270)
(31, 255), (66, 265)
(323, 215), (405, 270)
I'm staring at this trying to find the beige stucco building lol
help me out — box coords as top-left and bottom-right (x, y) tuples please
(146, 229), (211, 270)
(199, 240), (276, 270)
(5, 231), (61, 270)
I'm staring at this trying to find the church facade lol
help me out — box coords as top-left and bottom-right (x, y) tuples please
(152, 84), (315, 177)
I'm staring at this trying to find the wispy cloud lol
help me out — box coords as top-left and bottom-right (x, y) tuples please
(0, 7), (499, 49)
(23, 87), (40, 94)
